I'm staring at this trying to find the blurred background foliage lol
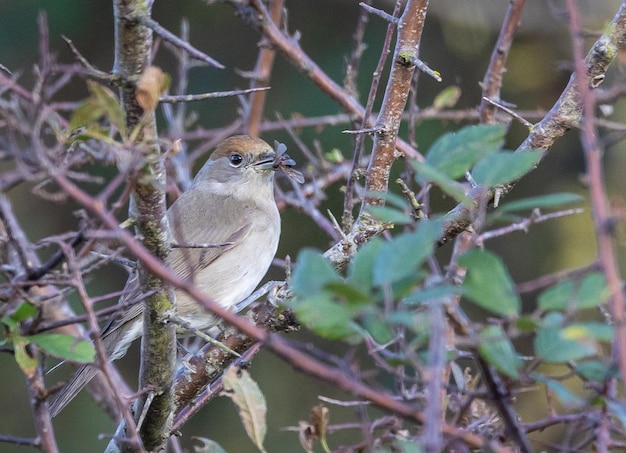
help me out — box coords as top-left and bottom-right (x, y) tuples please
(0, 0), (624, 451)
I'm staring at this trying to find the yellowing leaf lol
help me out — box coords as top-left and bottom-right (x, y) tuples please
(14, 337), (37, 377)
(223, 368), (267, 453)
(432, 85), (461, 110)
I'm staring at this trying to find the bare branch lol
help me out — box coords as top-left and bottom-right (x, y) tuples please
(244, 0), (283, 136)
(111, 0), (175, 450)
(160, 86), (270, 104)
(137, 16), (224, 69)
(564, 0), (626, 397)
(479, 0), (526, 124)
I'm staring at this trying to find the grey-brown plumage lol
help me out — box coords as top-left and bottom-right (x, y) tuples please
(50, 135), (297, 416)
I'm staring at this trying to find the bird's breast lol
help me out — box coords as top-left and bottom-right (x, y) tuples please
(175, 204), (280, 329)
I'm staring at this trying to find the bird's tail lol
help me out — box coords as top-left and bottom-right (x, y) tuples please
(49, 364), (100, 417)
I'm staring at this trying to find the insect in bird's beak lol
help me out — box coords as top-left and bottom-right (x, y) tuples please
(273, 141), (305, 184)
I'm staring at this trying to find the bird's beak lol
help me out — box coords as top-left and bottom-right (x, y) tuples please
(255, 151), (298, 171)
(254, 152), (278, 170)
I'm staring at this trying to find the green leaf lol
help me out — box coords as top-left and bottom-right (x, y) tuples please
(292, 249), (341, 297)
(366, 205), (413, 225)
(25, 333), (95, 363)
(402, 285), (462, 305)
(69, 99), (105, 131)
(532, 374), (585, 408)
(387, 310), (430, 335)
(534, 312), (596, 363)
(412, 160), (471, 205)
(562, 322), (614, 342)
(575, 360), (615, 381)
(222, 368), (267, 453)
(324, 148), (344, 163)
(88, 81), (125, 133)
(538, 273), (608, 311)
(425, 124), (505, 179)
(10, 302), (38, 322)
(324, 282), (372, 306)
(1, 315), (18, 331)
(515, 316), (539, 332)
(361, 312), (393, 344)
(69, 81), (125, 133)
(291, 294), (362, 342)
(472, 150), (543, 186)
(577, 273), (609, 308)
(538, 281), (575, 311)
(348, 239), (383, 293)
(373, 220), (443, 286)
(498, 193), (584, 213)
(478, 325), (522, 378)
(459, 249), (520, 317)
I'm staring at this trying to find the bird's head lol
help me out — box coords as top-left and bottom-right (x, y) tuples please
(194, 135), (299, 189)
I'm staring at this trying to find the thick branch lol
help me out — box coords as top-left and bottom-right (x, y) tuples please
(362, 0), (428, 203)
(111, 0), (175, 451)
(325, 0), (430, 268)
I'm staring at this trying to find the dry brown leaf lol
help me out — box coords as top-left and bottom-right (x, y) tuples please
(136, 66), (169, 113)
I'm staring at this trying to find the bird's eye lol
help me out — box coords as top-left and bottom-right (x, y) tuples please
(229, 153), (243, 167)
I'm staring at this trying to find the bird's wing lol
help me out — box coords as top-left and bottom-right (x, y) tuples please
(167, 188), (253, 282)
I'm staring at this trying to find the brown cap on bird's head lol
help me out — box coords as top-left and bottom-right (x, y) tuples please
(209, 135), (274, 162)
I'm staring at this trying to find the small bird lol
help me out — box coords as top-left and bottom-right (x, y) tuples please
(50, 135), (301, 416)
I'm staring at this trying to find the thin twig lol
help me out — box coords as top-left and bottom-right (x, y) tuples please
(481, 97), (533, 129)
(137, 16), (224, 68)
(359, 2), (400, 23)
(160, 87), (270, 104)
(478, 0), (526, 124)
(62, 36), (121, 84)
(478, 207), (584, 242)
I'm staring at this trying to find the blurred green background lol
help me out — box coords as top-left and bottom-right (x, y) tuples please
(1, 0), (625, 451)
